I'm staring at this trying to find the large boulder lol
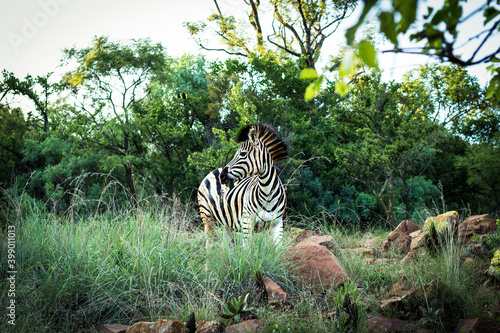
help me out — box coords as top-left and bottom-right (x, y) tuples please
(459, 214), (498, 239)
(226, 319), (265, 333)
(424, 211), (460, 233)
(288, 237), (350, 291)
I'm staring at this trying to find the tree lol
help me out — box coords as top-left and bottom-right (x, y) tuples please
(185, 0), (356, 68)
(60, 36), (168, 207)
(0, 71), (53, 134)
(0, 104), (29, 187)
(456, 136), (500, 212)
(331, 71), (437, 227)
(345, 0), (500, 98)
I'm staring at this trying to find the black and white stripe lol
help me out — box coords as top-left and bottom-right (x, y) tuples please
(197, 124), (288, 243)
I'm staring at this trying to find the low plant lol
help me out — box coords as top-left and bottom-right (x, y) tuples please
(219, 292), (253, 322)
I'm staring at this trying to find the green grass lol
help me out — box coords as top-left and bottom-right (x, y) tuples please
(1, 195), (498, 332)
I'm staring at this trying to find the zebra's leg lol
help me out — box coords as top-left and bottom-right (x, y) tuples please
(270, 216), (283, 245)
(200, 211), (216, 248)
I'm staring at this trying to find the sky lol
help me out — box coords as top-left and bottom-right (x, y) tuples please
(1, 0), (498, 87)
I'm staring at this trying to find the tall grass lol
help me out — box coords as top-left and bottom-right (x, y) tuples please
(2, 188), (498, 332)
(0, 192), (294, 332)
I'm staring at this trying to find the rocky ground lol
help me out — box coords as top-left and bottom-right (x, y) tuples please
(99, 212), (500, 333)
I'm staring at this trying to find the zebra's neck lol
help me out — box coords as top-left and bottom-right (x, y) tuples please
(258, 162), (278, 196)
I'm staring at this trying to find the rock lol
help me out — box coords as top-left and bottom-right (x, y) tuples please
(459, 214), (498, 239)
(300, 234), (336, 251)
(408, 279), (438, 303)
(380, 297), (403, 313)
(424, 211), (460, 233)
(401, 251), (416, 263)
(125, 319), (225, 333)
(487, 248), (500, 279)
(262, 276), (292, 307)
(100, 324), (129, 333)
(288, 240), (350, 291)
(409, 230), (428, 251)
(226, 319), (265, 333)
(290, 228), (323, 243)
(381, 231), (410, 253)
(396, 220), (421, 234)
(382, 220), (421, 253)
(126, 320), (184, 333)
(389, 279), (413, 297)
(453, 318), (499, 333)
(380, 280), (439, 316)
(368, 314), (420, 332)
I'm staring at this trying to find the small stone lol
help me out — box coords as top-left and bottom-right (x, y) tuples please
(226, 319), (265, 333)
(262, 276), (292, 307)
(100, 324), (129, 333)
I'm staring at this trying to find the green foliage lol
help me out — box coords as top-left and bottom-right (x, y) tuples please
(219, 292), (253, 321)
(455, 136), (500, 212)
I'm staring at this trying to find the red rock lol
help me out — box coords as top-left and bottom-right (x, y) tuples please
(459, 214), (498, 238)
(262, 276), (292, 307)
(300, 234), (336, 250)
(395, 220), (421, 234)
(292, 229), (323, 242)
(125, 319), (224, 333)
(453, 318), (499, 333)
(126, 319), (184, 333)
(226, 319), (265, 333)
(288, 241), (350, 291)
(100, 324), (129, 333)
(410, 230), (427, 251)
(389, 279), (413, 297)
(368, 315), (419, 332)
(382, 230), (411, 253)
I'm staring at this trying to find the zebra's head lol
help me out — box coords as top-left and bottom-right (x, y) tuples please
(220, 124), (288, 185)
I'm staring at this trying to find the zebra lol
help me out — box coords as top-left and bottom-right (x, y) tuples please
(197, 124), (288, 244)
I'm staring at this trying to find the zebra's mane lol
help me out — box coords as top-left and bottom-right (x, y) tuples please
(236, 124), (289, 163)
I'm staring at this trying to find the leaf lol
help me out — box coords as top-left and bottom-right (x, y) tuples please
(335, 81), (350, 96)
(300, 68), (318, 79)
(339, 49), (355, 78)
(484, 6), (500, 25)
(305, 82), (318, 100)
(357, 40), (378, 68)
(379, 11), (398, 46)
(345, 0), (378, 45)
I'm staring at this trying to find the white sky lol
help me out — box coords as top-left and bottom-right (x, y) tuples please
(1, 0), (498, 86)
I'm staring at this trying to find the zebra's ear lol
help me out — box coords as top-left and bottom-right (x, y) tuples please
(248, 127), (258, 146)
